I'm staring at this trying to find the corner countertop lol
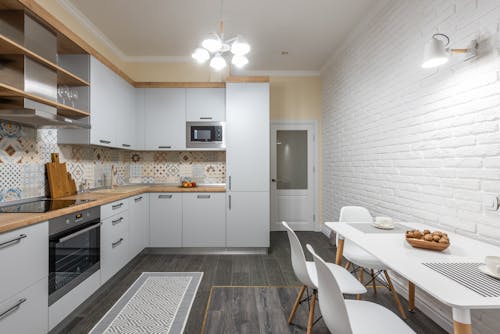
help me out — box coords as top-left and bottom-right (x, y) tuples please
(0, 184), (225, 234)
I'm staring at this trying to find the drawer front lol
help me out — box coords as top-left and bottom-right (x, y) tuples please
(101, 215), (129, 284)
(101, 199), (129, 220)
(0, 277), (48, 334)
(0, 222), (48, 303)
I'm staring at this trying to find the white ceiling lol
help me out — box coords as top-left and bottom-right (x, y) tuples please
(63, 0), (378, 72)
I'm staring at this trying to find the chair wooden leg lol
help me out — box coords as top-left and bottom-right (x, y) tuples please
(288, 285), (306, 324)
(371, 269), (377, 294)
(384, 270), (407, 319)
(408, 281), (415, 312)
(357, 268), (364, 300)
(306, 289), (317, 334)
(344, 261), (351, 270)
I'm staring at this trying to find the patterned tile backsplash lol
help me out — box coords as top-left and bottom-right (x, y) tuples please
(0, 121), (226, 203)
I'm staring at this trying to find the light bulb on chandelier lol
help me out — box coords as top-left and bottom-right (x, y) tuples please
(192, 0), (250, 72)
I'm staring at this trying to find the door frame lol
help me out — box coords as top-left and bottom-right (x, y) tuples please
(270, 120), (318, 231)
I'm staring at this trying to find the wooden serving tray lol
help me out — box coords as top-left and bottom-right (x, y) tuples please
(406, 238), (450, 251)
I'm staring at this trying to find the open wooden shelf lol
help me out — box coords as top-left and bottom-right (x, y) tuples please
(0, 34), (90, 87)
(0, 83), (90, 118)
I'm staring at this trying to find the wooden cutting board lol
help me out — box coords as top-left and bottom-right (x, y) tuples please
(46, 153), (77, 198)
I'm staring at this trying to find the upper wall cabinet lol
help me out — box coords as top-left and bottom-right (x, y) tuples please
(186, 88), (225, 122)
(144, 88), (186, 150)
(58, 57), (136, 149)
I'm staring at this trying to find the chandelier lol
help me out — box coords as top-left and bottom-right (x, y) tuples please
(192, 3), (250, 71)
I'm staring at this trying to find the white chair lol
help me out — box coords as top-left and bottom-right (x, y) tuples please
(337, 206), (407, 319)
(282, 221), (366, 334)
(306, 244), (415, 334)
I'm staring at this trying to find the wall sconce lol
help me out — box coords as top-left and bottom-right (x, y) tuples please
(421, 33), (478, 68)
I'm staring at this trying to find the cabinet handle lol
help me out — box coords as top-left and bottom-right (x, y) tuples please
(112, 217), (124, 225)
(0, 298), (27, 320)
(197, 194), (211, 199)
(228, 176), (232, 190)
(158, 194), (173, 199)
(59, 223), (101, 243)
(99, 140), (111, 144)
(158, 146), (171, 149)
(122, 144), (131, 148)
(0, 234), (27, 249)
(112, 238), (124, 248)
(112, 203), (123, 210)
(228, 195), (231, 210)
(200, 117), (213, 120)
(134, 196), (143, 202)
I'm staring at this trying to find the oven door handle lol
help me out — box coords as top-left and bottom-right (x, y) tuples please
(58, 223), (101, 243)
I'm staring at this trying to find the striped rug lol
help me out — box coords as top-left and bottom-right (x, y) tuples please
(90, 272), (202, 334)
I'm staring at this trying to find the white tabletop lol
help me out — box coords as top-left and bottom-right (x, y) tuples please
(326, 221), (500, 310)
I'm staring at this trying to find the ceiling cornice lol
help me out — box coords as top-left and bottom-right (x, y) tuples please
(57, 0), (129, 61)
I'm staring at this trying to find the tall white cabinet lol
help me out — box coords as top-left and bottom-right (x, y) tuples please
(226, 83), (270, 248)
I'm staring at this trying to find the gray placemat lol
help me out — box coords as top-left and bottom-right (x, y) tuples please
(423, 262), (500, 297)
(347, 223), (408, 234)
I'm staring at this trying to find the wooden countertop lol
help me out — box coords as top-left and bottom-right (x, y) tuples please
(0, 185), (225, 234)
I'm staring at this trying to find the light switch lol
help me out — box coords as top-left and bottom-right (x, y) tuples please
(483, 195), (499, 211)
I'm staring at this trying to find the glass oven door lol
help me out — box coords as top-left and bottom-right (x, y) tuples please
(48, 221), (100, 305)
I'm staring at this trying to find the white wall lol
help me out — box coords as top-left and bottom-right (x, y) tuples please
(321, 0), (500, 333)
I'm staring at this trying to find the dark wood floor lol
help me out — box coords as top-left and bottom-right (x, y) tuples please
(55, 232), (447, 334)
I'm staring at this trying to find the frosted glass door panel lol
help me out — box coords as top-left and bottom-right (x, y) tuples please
(276, 130), (307, 190)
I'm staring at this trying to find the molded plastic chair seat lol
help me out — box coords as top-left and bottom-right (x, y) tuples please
(305, 261), (366, 294)
(342, 241), (387, 271)
(345, 300), (415, 334)
(307, 244), (415, 334)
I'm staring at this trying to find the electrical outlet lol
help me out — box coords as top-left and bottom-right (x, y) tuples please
(483, 195), (500, 211)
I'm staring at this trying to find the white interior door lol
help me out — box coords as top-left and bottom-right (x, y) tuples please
(271, 122), (316, 231)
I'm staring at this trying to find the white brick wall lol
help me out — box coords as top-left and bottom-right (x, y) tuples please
(321, 0), (500, 332)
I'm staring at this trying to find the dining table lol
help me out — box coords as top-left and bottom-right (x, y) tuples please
(326, 221), (500, 334)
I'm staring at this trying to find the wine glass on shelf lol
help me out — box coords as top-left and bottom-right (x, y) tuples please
(69, 88), (79, 108)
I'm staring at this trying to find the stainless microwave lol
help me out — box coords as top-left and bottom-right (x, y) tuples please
(186, 121), (225, 149)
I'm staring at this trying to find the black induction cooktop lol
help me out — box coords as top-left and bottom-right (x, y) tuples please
(0, 199), (96, 213)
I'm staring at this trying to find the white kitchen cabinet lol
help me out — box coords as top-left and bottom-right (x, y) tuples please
(226, 192), (270, 247)
(58, 56), (137, 149)
(186, 88), (225, 121)
(226, 83), (270, 191)
(0, 278), (48, 334)
(182, 193), (225, 247)
(89, 56), (117, 147)
(101, 198), (129, 220)
(129, 194), (149, 259)
(0, 222), (48, 303)
(149, 193), (182, 247)
(115, 79), (136, 149)
(144, 88), (186, 150)
(134, 88), (145, 150)
(101, 210), (129, 284)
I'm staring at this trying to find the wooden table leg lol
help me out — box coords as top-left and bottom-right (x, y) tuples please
(453, 321), (472, 334)
(335, 238), (344, 265)
(452, 308), (472, 334)
(408, 281), (415, 312)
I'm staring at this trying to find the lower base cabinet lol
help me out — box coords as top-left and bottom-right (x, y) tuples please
(182, 193), (225, 247)
(0, 277), (48, 334)
(129, 194), (149, 260)
(226, 191), (269, 247)
(101, 210), (129, 283)
(149, 193), (182, 247)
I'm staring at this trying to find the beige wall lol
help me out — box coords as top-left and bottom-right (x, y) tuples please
(270, 77), (323, 226)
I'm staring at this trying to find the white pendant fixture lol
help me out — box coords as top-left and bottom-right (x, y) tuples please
(192, 1), (250, 71)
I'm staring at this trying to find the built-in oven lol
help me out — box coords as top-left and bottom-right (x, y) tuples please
(48, 206), (100, 306)
(186, 121), (225, 149)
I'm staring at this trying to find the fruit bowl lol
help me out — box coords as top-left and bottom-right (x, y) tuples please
(405, 229), (450, 252)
